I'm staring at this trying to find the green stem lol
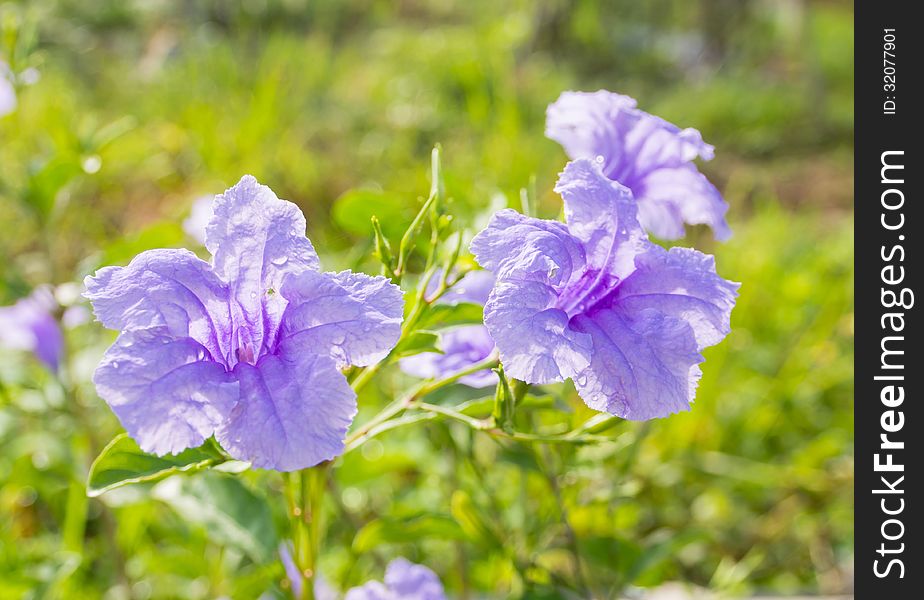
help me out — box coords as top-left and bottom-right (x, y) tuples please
(345, 355), (500, 451)
(285, 463), (330, 600)
(409, 402), (610, 445)
(349, 265), (468, 395)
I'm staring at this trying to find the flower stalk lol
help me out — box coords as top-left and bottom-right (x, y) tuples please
(286, 462), (330, 600)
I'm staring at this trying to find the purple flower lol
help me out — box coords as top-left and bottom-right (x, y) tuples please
(470, 159), (738, 420)
(0, 62), (15, 117)
(546, 90), (731, 241)
(344, 558), (446, 600)
(0, 287), (64, 371)
(399, 270), (497, 388)
(84, 176), (404, 470)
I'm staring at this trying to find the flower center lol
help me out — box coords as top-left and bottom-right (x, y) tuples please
(556, 268), (621, 317)
(232, 324), (258, 367)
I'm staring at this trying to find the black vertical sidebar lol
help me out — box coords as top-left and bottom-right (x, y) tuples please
(855, 1), (921, 597)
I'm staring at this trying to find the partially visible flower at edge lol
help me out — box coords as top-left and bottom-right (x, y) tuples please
(0, 286), (64, 372)
(84, 175), (404, 471)
(399, 270), (497, 388)
(470, 159), (738, 420)
(0, 61), (15, 117)
(344, 558), (446, 600)
(546, 89), (731, 241)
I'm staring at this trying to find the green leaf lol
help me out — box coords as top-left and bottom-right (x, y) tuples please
(333, 189), (411, 239)
(450, 490), (503, 550)
(87, 434), (227, 498)
(392, 330), (442, 358)
(352, 513), (465, 552)
(153, 472), (277, 563)
(418, 302), (484, 329)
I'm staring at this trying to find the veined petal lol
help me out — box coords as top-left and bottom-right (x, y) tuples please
(555, 159), (647, 281)
(546, 90), (729, 240)
(612, 245), (738, 348)
(484, 279), (591, 384)
(218, 351), (357, 471)
(279, 270), (404, 368)
(83, 249), (232, 365)
(545, 90), (639, 174)
(92, 328), (237, 455)
(470, 209), (585, 286)
(206, 176), (320, 356)
(636, 166), (731, 241)
(571, 309), (702, 420)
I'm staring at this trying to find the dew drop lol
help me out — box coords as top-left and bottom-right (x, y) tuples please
(111, 361), (119, 369)
(250, 291), (258, 299)
(271, 255), (288, 266)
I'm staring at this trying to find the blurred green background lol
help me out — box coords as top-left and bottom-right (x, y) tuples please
(1, 0), (853, 598)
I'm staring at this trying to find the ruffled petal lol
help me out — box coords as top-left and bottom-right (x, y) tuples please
(279, 270), (404, 368)
(546, 90), (729, 240)
(545, 90), (639, 172)
(554, 159), (647, 281)
(636, 166), (731, 241)
(483, 279), (591, 384)
(470, 209), (586, 287)
(205, 176), (320, 357)
(612, 245), (738, 348)
(92, 328), (237, 455)
(571, 309), (702, 420)
(399, 325), (497, 388)
(217, 351), (356, 471)
(83, 249), (232, 365)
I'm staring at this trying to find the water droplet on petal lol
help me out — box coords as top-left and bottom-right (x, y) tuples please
(250, 291), (258, 299)
(111, 361), (119, 369)
(271, 255), (288, 266)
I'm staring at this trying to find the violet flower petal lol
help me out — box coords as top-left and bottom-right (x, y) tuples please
(399, 325), (497, 388)
(483, 279), (591, 384)
(279, 269), (404, 369)
(0, 287), (64, 371)
(84, 249), (232, 366)
(206, 176), (320, 358)
(217, 351), (356, 471)
(92, 327), (237, 455)
(546, 90), (730, 240)
(345, 558), (446, 600)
